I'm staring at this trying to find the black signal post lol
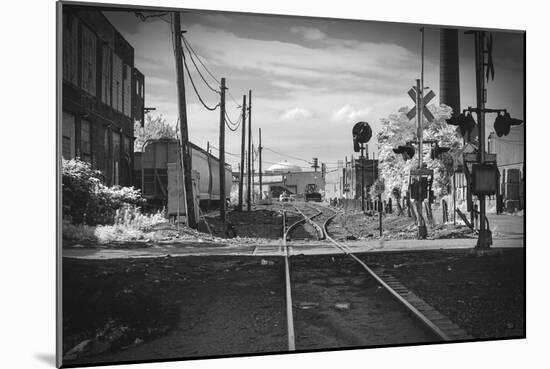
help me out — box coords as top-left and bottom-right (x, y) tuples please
(352, 122), (372, 212)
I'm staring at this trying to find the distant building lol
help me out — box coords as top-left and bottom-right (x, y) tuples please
(324, 157), (379, 200)
(488, 125), (525, 211)
(61, 7), (145, 186)
(243, 161), (325, 199)
(266, 161), (302, 175)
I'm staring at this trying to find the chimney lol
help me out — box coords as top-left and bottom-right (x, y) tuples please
(440, 29), (461, 117)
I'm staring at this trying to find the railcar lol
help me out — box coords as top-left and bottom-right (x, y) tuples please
(134, 139), (232, 209)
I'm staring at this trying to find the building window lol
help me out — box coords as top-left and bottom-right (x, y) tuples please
(101, 45), (112, 105)
(62, 111), (76, 159)
(112, 54), (123, 112)
(123, 135), (132, 165)
(81, 25), (97, 96)
(62, 14), (79, 86)
(81, 119), (91, 163)
(112, 131), (121, 185)
(123, 64), (132, 117)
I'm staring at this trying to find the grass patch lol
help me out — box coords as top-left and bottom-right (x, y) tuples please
(63, 206), (168, 244)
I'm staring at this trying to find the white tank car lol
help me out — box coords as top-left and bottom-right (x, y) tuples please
(134, 139), (232, 208)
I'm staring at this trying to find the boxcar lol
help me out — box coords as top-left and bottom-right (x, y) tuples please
(133, 139), (232, 209)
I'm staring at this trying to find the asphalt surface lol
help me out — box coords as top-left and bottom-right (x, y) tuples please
(63, 235), (524, 260)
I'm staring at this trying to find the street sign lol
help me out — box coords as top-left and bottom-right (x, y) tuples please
(463, 152), (497, 175)
(463, 153), (496, 163)
(472, 163), (498, 196)
(406, 87), (435, 122)
(410, 168), (434, 176)
(374, 181), (385, 194)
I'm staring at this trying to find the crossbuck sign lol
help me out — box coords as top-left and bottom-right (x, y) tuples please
(406, 87), (435, 122)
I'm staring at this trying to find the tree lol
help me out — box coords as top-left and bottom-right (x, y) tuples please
(377, 104), (462, 201)
(134, 114), (177, 152)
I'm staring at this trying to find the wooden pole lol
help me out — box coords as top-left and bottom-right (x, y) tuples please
(172, 12), (197, 228)
(259, 127), (263, 201)
(247, 90), (252, 211)
(238, 95), (246, 211)
(207, 141), (212, 210)
(219, 78), (226, 221)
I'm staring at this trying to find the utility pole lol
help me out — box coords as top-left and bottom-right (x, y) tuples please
(415, 27), (428, 239)
(172, 12), (197, 229)
(247, 90), (252, 211)
(259, 128), (263, 201)
(474, 31), (491, 249)
(238, 95), (246, 211)
(415, 78), (427, 239)
(252, 143), (255, 203)
(219, 77), (226, 222)
(360, 145), (365, 212)
(207, 141), (212, 210)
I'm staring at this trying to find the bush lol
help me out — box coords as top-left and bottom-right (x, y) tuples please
(62, 158), (145, 225)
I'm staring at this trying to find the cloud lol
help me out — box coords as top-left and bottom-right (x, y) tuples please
(331, 105), (372, 123)
(270, 80), (309, 90)
(145, 76), (171, 86)
(290, 26), (326, 41)
(185, 24), (418, 88)
(279, 107), (313, 121)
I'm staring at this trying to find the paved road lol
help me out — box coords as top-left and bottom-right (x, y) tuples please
(487, 213), (524, 237)
(63, 235), (523, 260)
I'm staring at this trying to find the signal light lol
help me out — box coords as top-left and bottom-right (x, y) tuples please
(446, 112), (476, 137)
(312, 157), (318, 169)
(494, 112), (523, 137)
(430, 145), (450, 160)
(393, 145), (415, 161)
(352, 121), (372, 144)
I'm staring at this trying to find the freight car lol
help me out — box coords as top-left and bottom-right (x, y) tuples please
(134, 139), (232, 210)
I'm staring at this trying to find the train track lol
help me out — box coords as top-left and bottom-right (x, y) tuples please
(280, 201), (470, 351)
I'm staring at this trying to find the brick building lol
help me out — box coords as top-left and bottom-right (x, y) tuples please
(324, 157), (379, 200)
(61, 6), (145, 186)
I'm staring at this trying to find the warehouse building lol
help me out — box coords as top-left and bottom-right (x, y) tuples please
(488, 125), (525, 212)
(324, 157), (378, 200)
(61, 7), (145, 186)
(240, 161), (326, 200)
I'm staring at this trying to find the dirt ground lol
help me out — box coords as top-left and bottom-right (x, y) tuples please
(62, 256), (286, 366)
(62, 247), (524, 366)
(291, 254), (436, 350)
(358, 248), (525, 339)
(335, 211), (477, 240)
(204, 204), (307, 240)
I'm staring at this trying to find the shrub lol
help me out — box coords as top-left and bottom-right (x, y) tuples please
(62, 158), (145, 225)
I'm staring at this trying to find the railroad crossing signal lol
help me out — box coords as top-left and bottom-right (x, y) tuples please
(374, 180), (385, 195)
(352, 121), (372, 153)
(406, 87), (435, 122)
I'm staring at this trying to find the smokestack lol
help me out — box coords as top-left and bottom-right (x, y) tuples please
(440, 29), (461, 117)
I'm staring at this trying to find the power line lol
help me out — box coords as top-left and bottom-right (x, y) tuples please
(182, 35), (242, 109)
(182, 36), (220, 94)
(225, 110), (242, 126)
(226, 119), (241, 132)
(134, 12), (171, 23)
(182, 36), (220, 85)
(181, 45), (220, 111)
(262, 147), (312, 164)
(209, 145), (241, 158)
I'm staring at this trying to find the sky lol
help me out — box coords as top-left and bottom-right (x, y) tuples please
(103, 7), (524, 172)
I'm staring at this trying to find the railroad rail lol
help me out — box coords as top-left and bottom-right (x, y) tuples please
(280, 201), (466, 352)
